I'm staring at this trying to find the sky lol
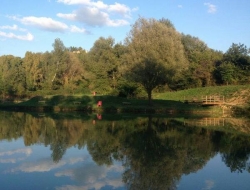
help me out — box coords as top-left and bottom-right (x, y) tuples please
(0, 0), (249, 57)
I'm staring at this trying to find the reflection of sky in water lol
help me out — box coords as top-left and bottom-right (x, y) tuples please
(1, 136), (250, 189)
(0, 139), (125, 190)
(178, 154), (250, 190)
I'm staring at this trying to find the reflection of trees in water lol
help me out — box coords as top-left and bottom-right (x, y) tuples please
(120, 117), (215, 190)
(1, 112), (250, 188)
(220, 135), (250, 173)
(0, 112), (91, 162)
(0, 112), (25, 140)
(50, 140), (67, 163)
(87, 125), (121, 166)
(122, 117), (180, 190)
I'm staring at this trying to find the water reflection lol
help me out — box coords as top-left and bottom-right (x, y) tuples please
(0, 111), (250, 189)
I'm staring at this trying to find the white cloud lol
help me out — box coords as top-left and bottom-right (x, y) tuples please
(69, 25), (88, 33)
(63, 0), (132, 17)
(0, 148), (32, 156)
(11, 159), (67, 173)
(9, 156), (86, 173)
(0, 32), (33, 41)
(202, 180), (215, 190)
(9, 16), (88, 34)
(57, 0), (134, 27)
(107, 2), (131, 17)
(3, 0), (135, 40)
(68, 157), (85, 164)
(57, 0), (90, 5)
(0, 24), (18, 30)
(55, 177), (124, 190)
(178, 5), (183, 8)
(15, 16), (68, 32)
(0, 24), (27, 32)
(0, 31), (30, 41)
(55, 164), (124, 190)
(57, 6), (129, 27)
(0, 148), (33, 163)
(0, 158), (25, 164)
(57, 13), (76, 20)
(204, 3), (217, 13)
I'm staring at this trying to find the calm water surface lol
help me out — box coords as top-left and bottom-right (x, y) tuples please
(0, 111), (250, 190)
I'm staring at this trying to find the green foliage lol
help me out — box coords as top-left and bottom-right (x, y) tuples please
(0, 55), (25, 98)
(215, 62), (236, 85)
(0, 18), (249, 98)
(128, 58), (169, 101)
(179, 34), (223, 89)
(158, 17), (175, 29)
(223, 43), (250, 70)
(124, 17), (188, 103)
(87, 36), (123, 93)
(117, 82), (138, 98)
(116, 81), (146, 98)
(214, 43), (250, 85)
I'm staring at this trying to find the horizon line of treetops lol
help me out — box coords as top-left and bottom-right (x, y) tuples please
(0, 17), (249, 102)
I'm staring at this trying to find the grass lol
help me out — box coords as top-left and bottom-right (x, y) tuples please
(154, 84), (250, 102)
(0, 85), (249, 115)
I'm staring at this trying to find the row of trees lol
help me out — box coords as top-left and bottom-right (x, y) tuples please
(0, 17), (249, 100)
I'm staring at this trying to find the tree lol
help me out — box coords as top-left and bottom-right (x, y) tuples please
(221, 43), (250, 84)
(177, 34), (223, 89)
(87, 37), (122, 93)
(63, 52), (86, 92)
(0, 56), (11, 99)
(52, 38), (67, 58)
(51, 38), (70, 90)
(128, 58), (168, 103)
(223, 43), (250, 70)
(124, 17), (188, 104)
(215, 62), (236, 85)
(23, 52), (43, 91)
(39, 51), (54, 90)
(158, 17), (175, 29)
(0, 55), (25, 98)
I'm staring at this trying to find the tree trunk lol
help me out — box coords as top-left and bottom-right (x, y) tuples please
(147, 89), (152, 105)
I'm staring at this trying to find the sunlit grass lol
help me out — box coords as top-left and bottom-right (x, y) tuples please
(154, 85), (250, 102)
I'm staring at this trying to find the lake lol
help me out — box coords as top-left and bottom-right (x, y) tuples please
(0, 111), (250, 190)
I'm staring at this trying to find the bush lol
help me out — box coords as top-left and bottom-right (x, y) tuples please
(117, 82), (138, 98)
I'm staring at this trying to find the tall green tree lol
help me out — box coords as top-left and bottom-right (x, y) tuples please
(87, 37), (122, 93)
(51, 38), (70, 90)
(0, 56), (10, 99)
(23, 52), (44, 91)
(39, 51), (54, 90)
(63, 52), (87, 92)
(124, 17), (188, 104)
(0, 55), (24, 98)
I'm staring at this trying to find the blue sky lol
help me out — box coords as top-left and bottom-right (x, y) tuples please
(0, 0), (249, 57)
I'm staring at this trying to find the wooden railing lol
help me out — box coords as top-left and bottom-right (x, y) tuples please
(185, 95), (225, 105)
(201, 95), (224, 105)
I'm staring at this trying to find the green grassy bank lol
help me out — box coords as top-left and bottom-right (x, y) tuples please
(0, 85), (249, 115)
(155, 84), (250, 101)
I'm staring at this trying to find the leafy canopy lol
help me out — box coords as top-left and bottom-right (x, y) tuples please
(124, 17), (188, 103)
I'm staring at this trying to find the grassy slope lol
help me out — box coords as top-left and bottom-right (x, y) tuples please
(154, 85), (250, 102)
